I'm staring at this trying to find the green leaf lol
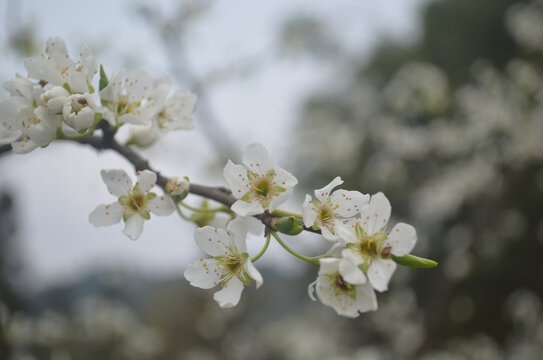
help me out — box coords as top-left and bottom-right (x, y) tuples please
(63, 82), (72, 93)
(99, 65), (108, 91)
(391, 254), (438, 268)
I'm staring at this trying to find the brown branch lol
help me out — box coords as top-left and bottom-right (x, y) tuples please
(1, 122), (322, 238)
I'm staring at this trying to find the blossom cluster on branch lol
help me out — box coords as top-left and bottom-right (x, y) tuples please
(0, 37), (436, 318)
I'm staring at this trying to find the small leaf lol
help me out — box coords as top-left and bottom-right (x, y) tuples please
(99, 65), (108, 91)
(392, 254), (438, 268)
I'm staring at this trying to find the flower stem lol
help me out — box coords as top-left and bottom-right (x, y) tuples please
(270, 232), (320, 266)
(175, 202), (190, 221)
(271, 209), (303, 219)
(251, 231), (271, 263)
(180, 201), (231, 214)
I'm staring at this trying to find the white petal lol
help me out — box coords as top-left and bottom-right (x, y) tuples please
(137, 170), (157, 192)
(268, 189), (292, 212)
(89, 203), (123, 227)
(123, 214), (145, 240)
(359, 192), (391, 235)
(339, 255), (366, 285)
(318, 258), (340, 275)
(11, 139), (39, 154)
(147, 195), (175, 216)
(321, 226), (340, 242)
(231, 199), (264, 216)
(368, 258), (396, 292)
(223, 160), (250, 199)
(227, 218), (248, 253)
(242, 142), (274, 174)
(327, 243), (346, 258)
(194, 226), (231, 257)
(213, 276), (244, 308)
(334, 219), (358, 244)
(184, 259), (221, 289)
(302, 194), (318, 227)
(101, 169), (132, 197)
(238, 215), (264, 235)
(354, 282), (378, 313)
(314, 176), (343, 202)
(272, 166), (298, 189)
(244, 260), (263, 288)
(315, 273), (359, 318)
(386, 223), (417, 256)
(330, 190), (370, 218)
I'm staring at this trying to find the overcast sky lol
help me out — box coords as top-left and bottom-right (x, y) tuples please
(0, 0), (427, 292)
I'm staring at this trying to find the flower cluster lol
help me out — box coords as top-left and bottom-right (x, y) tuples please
(182, 143), (421, 316)
(0, 36), (197, 153)
(2, 37), (434, 318)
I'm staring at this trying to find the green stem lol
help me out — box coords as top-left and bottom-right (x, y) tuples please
(251, 232), (271, 263)
(270, 232), (320, 266)
(175, 202), (190, 221)
(271, 209), (303, 219)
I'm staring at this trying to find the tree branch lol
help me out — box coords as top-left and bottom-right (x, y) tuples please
(1, 123), (321, 236)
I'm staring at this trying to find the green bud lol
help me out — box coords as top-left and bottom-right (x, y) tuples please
(276, 216), (304, 235)
(391, 254), (438, 268)
(99, 65), (108, 91)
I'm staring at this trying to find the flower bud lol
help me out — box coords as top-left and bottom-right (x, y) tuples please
(166, 176), (190, 197)
(62, 93), (98, 131)
(40, 86), (70, 113)
(275, 216), (304, 235)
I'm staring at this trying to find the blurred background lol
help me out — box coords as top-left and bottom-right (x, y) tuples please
(1, 0), (543, 359)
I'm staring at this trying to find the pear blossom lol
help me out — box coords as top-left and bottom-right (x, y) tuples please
(0, 75), (60, 154)
(100, 69), (165, 126)
(302, 176), (369, 241)
(153, 90), (197, 132)
(223, 143), (298, 216)
(62, 93), (99, 131)
(184, 218), (263, 308)
(24, 36), (97, 94)
(89, 169), (175, 240)
(336, 192), (417, 292)
(308, 257), (377, 318)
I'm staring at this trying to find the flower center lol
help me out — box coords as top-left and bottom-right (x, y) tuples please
(348, 227), (390, 262)
(129, 192), (145, 212)
(253, 178), (271, 197)
(327, 272), (357, 299)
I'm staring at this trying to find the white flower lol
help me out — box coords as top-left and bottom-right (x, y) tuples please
(62, 93), (99, 131)
(153, 90), (197, 132)
(223, 143), (298, 216)
(184, 218), (263, 308)
(165, 176), (190, 196)
(302, 176), (369, 241)
(24, 36), (97, 94)
(100, 69), (164, 126)
(0, 75), (60, 154)
(89, 169), (175, 240)
(40, 86), (70, 114)
(336, 192), (417, 292)
(308, 257), (377, 318)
